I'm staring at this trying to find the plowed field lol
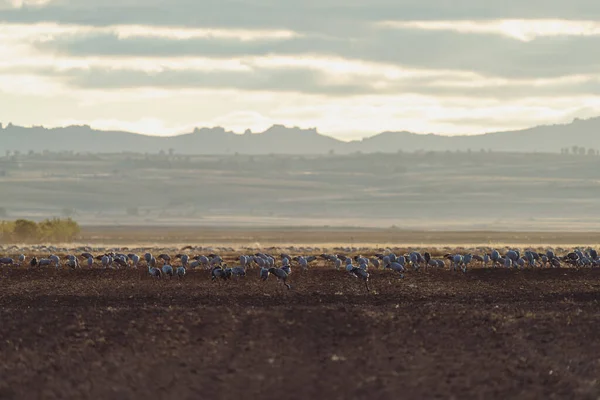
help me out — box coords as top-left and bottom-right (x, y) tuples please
(1, 266), (599, 399)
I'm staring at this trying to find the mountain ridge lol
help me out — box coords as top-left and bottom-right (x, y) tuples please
(1, 117), (599, 154)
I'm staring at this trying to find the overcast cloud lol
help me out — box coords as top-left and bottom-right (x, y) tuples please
(1, 0), (599, 139)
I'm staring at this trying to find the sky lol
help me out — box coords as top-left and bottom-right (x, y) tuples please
(2, 0), (600, 140)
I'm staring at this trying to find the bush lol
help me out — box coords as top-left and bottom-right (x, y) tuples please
(0, 220), (15, 242)
(13, 219), (39, 242)
(38, 218), (81, 242)
(0, 218), (81, 243)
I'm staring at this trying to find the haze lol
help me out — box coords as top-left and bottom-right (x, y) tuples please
(3, 0), (600, 139)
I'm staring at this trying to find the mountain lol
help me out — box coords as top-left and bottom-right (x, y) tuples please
(348, 117), (600, 153)
(1, 117), (599, 154)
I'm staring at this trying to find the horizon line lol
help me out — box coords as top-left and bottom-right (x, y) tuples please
(0, 116), (593, 142)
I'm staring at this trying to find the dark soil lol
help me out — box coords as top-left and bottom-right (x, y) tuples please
(1, 267), (599, 399)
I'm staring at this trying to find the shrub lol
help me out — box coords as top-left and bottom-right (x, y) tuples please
(0, 218), (81, 243)
(38, 218), (81, 242)
(0, 220), (15, 242)
(13, 219), (39, 242)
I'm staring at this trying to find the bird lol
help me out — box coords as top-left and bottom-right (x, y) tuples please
(490, 250), (500, 267)
(113, 256), (128, 268)
(386, 262), (405, 278)
(423, 252), (431, 267)
(49, 254), (61, 268)
(209, 255), (223, 266)
(129, 253), (140, 268)
(177, 254), (189, 268)
(101, 255), (112, 269)
(144, 253), (153, 264)
(0, 257), (14, 266)
(195, 255), (210, 268)
(370, 257), (380, 269)
(162, 264), (174, 278)
(66, 257), (79, 269)
(268, 267), (291, 289)
(30, 257), (38, 268)
(176, 265), (186, 278)
(259, 266), (270, 281)
(158, 254), (171, 264)
(65, 255), (79, 268)
(38, 258), (52, 267)
(211, 266), (230, 281)
(296, 256), (308, 270)
(231, 265), (247, 277)
(452, 254), (463, 272)
(148, 264), (162, 278)
(281, 262), (291, 276)
(346, 262), (370, 292)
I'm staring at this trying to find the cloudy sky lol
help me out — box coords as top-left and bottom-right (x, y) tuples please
(1, 0), (600, 140)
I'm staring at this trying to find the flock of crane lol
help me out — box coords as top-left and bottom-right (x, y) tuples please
(0, 247), (598, 291)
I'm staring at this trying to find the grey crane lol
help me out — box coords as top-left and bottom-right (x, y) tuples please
(162, 264), (174, 278)
(157, 254), (171, 264)
(346, 262), (370, 292)
(268, 267), (291, 289)
(148, 263), (162, 278)
(0, 257), (14, 266)
(49, 254), (61, 268)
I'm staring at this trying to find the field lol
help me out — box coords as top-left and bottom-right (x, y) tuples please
(1, 242), (600, 399)
(3, 151), (600, 230)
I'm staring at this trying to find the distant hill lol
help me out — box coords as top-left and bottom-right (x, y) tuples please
(1, 117), (600, 154)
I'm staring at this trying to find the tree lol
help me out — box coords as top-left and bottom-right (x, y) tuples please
(13, 219), (39, 242)
(38, 218), (80, 242)
(572, 145), (578, 155)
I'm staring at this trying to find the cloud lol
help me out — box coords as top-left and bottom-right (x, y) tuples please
(0, 0), (53, 9)
(4, 0), (600, 29)
(378, 19), (600, 42)
(9, 21), (600, 79)
(3, 2), (600, 138)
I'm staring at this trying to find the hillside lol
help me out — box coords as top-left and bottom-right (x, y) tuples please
(2, 117), (600, 154)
